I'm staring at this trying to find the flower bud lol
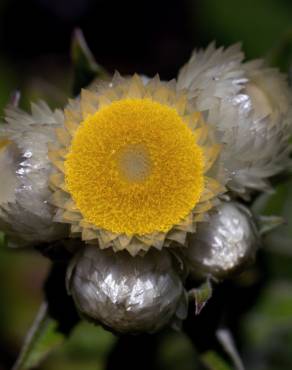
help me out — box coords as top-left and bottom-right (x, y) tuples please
(0, 102), (68, 246)
(185, 202), (259, 279)
(67, 246), (187, 334)
(178, 43), (292, 196)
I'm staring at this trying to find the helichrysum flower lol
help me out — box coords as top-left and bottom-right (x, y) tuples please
(67, 245), (187, 333)
(177, 43), (292, 196)
(49, 74), (226, 255)
(0, 102), (68, 246)
(184, 201), (259, 279)
(1, 41), (290, 335)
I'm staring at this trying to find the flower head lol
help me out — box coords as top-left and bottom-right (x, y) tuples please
(178, 43), (292, 195)
(49, 74), (226, 255)
(0, 102), (68, 246)
(1, 41), (289, 336)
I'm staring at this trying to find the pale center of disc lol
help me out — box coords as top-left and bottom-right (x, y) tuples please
(117, 144), (151, 182)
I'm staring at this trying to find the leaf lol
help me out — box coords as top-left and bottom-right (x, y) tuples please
(188, 278), (213, 315)
(71, 28), (108, 95)
(12, 302), (64, 370)
(201, 351), (233, 370)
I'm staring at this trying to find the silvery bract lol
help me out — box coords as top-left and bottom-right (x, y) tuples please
(185, 201), (259, 279)
(67, 246), (188, 333)
(178, 43), (292, 196)
(0, 102), (68, 246)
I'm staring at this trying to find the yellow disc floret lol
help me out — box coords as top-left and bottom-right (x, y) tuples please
(64, 98), (204, 236)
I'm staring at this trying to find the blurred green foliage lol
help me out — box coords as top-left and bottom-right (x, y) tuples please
(196, 0), (292, 62)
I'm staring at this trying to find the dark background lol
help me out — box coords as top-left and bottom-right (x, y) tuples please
(0, 0), (292, 369)
(0, 0), (291, 110)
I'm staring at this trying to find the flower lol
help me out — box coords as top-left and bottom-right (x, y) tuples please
(0, 102), (68, 246)
(177, 43), (292, 196)
(184, 201), (259, 279)
(1, 41), (290, 335)
(49, 74), (226, 255)
(67, 245), (187, 333)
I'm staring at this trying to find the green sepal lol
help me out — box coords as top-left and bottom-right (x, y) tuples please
(188, 278), (213, 315)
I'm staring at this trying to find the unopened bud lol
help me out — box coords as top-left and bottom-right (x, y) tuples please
(67, 246), (187, 334)
(185, 202), (259, 279)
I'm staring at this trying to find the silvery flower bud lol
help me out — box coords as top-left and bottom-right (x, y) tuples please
(185, 202), (260, 279)
(0, 102), (68, 247)
(178, 43), (292, 196)
(67, 246), (187, 334)
(224, 61), (292, 195)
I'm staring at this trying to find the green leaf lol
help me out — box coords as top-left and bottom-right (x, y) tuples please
(188, 279), (212, 315)
(71, 28), (108, 95)
(12, 302), (65, 370)
(201, 351), (233, 370)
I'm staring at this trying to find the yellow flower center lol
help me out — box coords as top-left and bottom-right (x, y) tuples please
(65, 98), (204, 235)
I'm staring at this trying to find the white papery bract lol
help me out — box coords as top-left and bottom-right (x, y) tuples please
(67, 245), (188, 334)
(0, 102), (68, 246)
(184, 201), (259, 279)
(178, 43), (292, 196)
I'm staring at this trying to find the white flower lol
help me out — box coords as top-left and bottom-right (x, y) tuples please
(0, 102), (68, 246)
(66, 245), (187, 333)
(178, 43), (292, 196)
(184, 201), (259, 279)
(49, 74), (227, 255)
